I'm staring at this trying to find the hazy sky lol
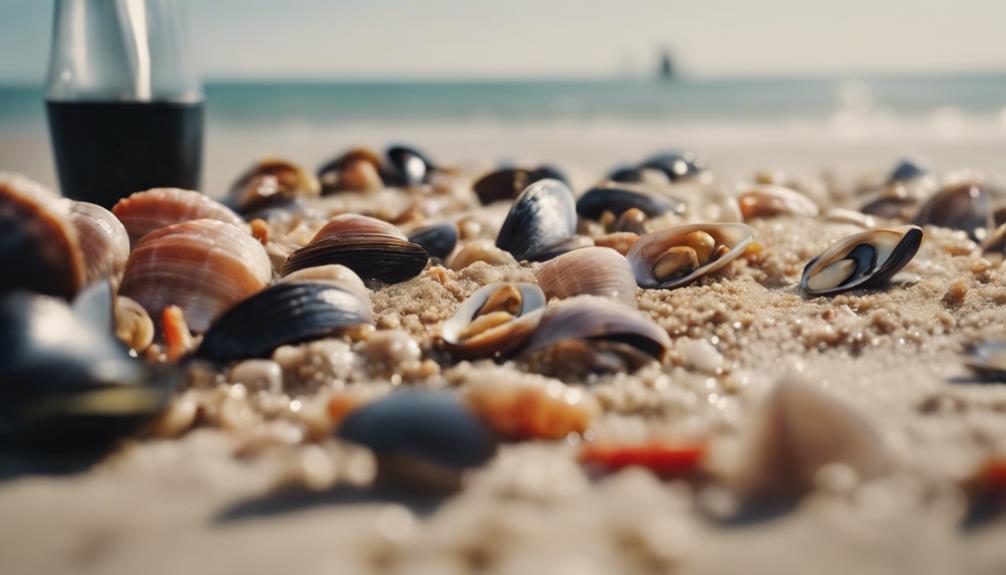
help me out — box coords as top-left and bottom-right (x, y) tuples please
(2, 0), (1004, 82)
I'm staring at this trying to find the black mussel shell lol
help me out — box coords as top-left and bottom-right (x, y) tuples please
(606, 165), (645, 183)
(912, 182), (991, 241)
(472, 165), (567, 205)
(338, 389), (497, 474)
(639, 151), (705, 181)
(887, 159), (927, 184)
(0, 291), (176, 448)
(384, 144), (436, 187)
(800, 227), (923, 296)
(197, 282), (371, 362)
(407, 223), (458, 261)
(282, 235), (430, 283)
(495, 178), (577, 262)
(860, 195), (917, 220)
(576, 187), (685, 220)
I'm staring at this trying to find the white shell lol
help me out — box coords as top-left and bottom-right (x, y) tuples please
(535, 246), (637, 308)
(737, 183), (819, 219)
(626, 223), (754, 289)
(67, 201), (130, 285)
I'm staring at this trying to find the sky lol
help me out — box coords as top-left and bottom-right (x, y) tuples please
(1, 0), (1005, 83)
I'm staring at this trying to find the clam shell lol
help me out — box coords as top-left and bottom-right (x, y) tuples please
(337, 389), (497, 476)
(439, 282), (546, 358)
(112, 188), (243, 245)
(317, 147), (384, 192)
(279, 264), (370, 304)
(408, 223), (458, 260)
(120, 219), (271, 333)
(576, 186), (685, 220)
(68, 201), (130, 285)
(282, 215), (429, 283)
(495, 178), (577, 262)
(912, 181), (991, 241)
(0, 173), (85, 299)
(737, 184), (819, 219)
(800, 225), (922, 296)
(627, 223), (754, 289)
(197, 282), (372, 362)
(228, 158), (321, 213)
(535, 246), (637, 308)
(473, 165), (567, 205)
(0, 291), (176, 447)
(522, 295), (671, 361)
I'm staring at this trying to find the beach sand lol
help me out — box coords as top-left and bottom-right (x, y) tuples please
(2, 122), (1006, 574)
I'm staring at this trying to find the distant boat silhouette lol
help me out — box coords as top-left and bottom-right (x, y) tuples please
(658, 50), (676, 81)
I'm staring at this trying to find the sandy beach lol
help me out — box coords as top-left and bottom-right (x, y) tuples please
(1, 117), (1006, 574)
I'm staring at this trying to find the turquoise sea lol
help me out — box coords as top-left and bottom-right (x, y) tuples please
(1, 73), (1006, 131)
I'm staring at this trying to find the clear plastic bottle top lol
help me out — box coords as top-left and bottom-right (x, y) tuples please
(46, 0), (201, 102)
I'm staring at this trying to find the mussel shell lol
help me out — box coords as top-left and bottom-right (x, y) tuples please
(639, 151), (705, 181)
(0, 173), (86, 299)
(384, 144), (436, 187)
(317, 147), (384, 190)
(606, 165), (646, 183)
(337, 389), (497, 473)
(860, 195), (918, 220)
(197, 282), (372, 362)
(439, 282), (546, 358)
(282, 235), (429, 283)
(408, 223), (458, 260)
(627, 223), (754, 289)
(495, 178), (577, 262)
(912, 181), (991, 241)
(0, 291), (176, 447)
(964, 340), (1006, 381)
(737, 184), (819, 219)
(228, 158), (321, 213)
(576, 186), (685, 220)
(68, 200), (130, 285)
(119, 219), (272, 333)
(799, 225), (923, 296)
(535, 246), (637, 308)
(887, 159), (928, 185)
(522, 295), (671, 361)
(112, 188), (244, 245)
(473, 165), (567, 205)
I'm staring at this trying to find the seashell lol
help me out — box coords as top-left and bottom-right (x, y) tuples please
(576, 186), (685, 221)
(638, 151), (705, 182)
(115, 295), (154, 353)
(67, 200), (130, 285)
(384, 144), (437, 187)
(736, 184), (819, 220)
(337, 389), (497, 489)
(279, 264), (370, 304)
(981, 223), (1006, 258)
(0, 173), (85, 299)
(521, 295), (670, 375)
(317, 147), (385, 192)
(729, 373), (892, 500)
(281, 214), (429, 283)
(495, 178), (577, 262)
(464, 375), (600, 440)
(197, 281), (372, 362)
(912, 181), (992, 242)
(962, 339), (1006, 381)
(438, 282), (546, 358)
(627, 223), (754, 290)
(859, 194), (918, 220)
(823, 208), (876, 228)
(120, 219), (272, 333)
(535, 246), (637, 308)
(472, 165), (568, 205)
(227, 158), (321, 214)
(112, 187), (243, 245)
(887, 158), (929, 185)
(593, 231), (640, 255)
(0, 290), (177, 448)
(800, 225), (922, 296)
(447, 239), (517, 270)
(407, 223), (458, 261)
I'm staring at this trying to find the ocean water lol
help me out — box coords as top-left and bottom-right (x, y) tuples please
(1, 73), (1006, 135)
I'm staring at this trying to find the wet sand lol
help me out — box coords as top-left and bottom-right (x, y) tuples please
(2, 124), (1006, 574)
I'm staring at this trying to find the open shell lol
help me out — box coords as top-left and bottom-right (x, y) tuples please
(0, 173), (85, 299)
(576, 186), (685, 221)
(119, 219), (271, 333)
(626, 223), (754, 289)
(281, 214), (429, 283)
(473, 165), (568, 205)
(438, 282), (546, 359)
(227, 158), (321, 213)
(800, 225), (923, 296)
(112, 188), (243, 245)
(737, 184), (819, 220)
(535, 246), (637, 308)
(495, 178), (577, 262)
(197, 282), (372, 362)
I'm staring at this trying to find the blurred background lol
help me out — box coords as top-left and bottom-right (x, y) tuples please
(2, 0), (1006, 192)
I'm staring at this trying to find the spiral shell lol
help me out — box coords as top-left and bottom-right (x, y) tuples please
(119, 219), (271, 333)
